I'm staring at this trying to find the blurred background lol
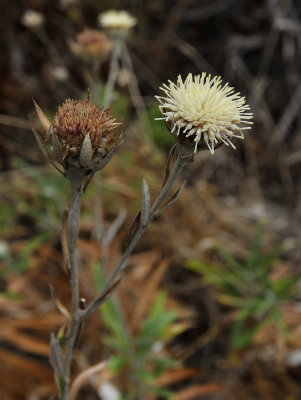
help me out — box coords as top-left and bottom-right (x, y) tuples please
(1, 0), (301, 399)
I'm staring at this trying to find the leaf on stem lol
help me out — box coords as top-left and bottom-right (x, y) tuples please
(102, 208), (127, 248)
(31, 127), (65, 176)
(33, 99), (51, 133)
(162, 144), (178, 186)
(86, 275), (124, 317)
(156, 180), (186, 217)
(141, 178), (151, 226)
(80, 133), (93, 168)
(123, 211), (141, 251)
(52, 132), (64, 166)
(49, 332), (65, 379)
(49, 285), (70, 321)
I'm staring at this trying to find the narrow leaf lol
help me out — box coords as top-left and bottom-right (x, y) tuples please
(33, 99), (51, 133)
(80, 133), (93, 168)
(52, 133), (64, 166)
(85, 275), (124, 317)
(123, 211), (141, 251)
(163, 144), (177, 186)
(103, 208), (127, 248)
(157, 180), (186, 216)
(49, 285), (70, 321)
(94, 134), (124, 171)
(49, 332), (65, 378)
(31, 127), (65, 176)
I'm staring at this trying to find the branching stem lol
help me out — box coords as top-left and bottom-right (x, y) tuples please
(58, 147), (186, 399)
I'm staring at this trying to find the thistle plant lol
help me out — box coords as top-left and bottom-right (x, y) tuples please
(32, 71), (252, 399)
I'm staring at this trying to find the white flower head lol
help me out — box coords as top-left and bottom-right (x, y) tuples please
(98, 381), (121, 400)
(21, 10), (44, 29)
(98, 9), (137, 37)
(156, 73), (253, 154)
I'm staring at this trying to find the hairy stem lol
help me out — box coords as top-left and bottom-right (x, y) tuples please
(61, 172), (85, 400)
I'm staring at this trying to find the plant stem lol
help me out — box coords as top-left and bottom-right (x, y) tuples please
(83, 146), (186, 317)
(103, 38), (123, 107)
(58, 146), (187, 396)
(61, 173), (85, 400)
(90, 59), (102, 105)
(121, 42), (153, 145)
(91, 39), (122, 247)
(93, 37), (123, 261)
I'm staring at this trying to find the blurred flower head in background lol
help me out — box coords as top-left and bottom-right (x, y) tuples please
(59, 0), (78, 9)
(156, 73), (253, 154)
(98, 9), (137, 38)
(21, 10), (44, 29)
(71, 28), (112, 60)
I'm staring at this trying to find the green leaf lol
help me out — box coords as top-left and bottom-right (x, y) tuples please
(92, 263), (128, 349)
(231, 318), (261, 350)
(147, 105), (176, 149)
(272, 276), (299, 298)
(246, 225), (264, 271)
(108, 356), (127, 374)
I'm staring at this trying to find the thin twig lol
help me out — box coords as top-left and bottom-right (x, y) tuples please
(70, 360), (108, 400)
(121, 43), (153, 144)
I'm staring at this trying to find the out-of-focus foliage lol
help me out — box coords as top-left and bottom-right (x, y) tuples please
(93, 262), (179, 399)
(147, 105), (176, 150)
(186, 228), (300, 352)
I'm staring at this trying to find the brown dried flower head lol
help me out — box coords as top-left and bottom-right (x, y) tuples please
(33, 98), (123, 176)
(71, 28), (112, 60)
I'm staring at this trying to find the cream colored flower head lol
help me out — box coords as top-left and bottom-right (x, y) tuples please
(21, 10), (44, 29)
(156, 73), (253, 154)
(98, 10), (137, 37)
